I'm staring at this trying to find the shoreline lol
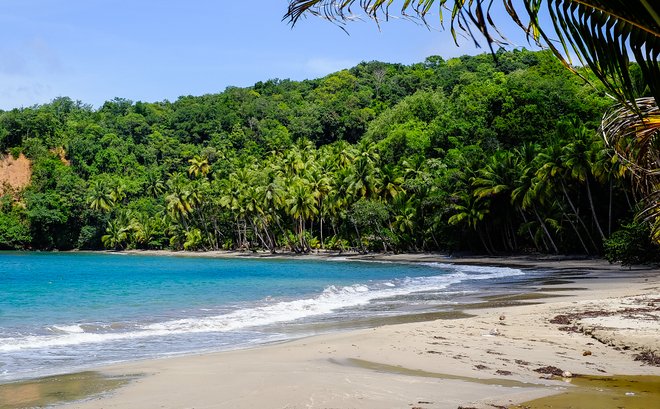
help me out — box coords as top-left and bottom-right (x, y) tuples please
(100, 248), (656, 271)
(1, 258), (656, 408)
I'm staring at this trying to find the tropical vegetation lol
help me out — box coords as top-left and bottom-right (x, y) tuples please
(0, 50), (656, 259)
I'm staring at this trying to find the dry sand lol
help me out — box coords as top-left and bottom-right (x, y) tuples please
(26, 255), (660, 408)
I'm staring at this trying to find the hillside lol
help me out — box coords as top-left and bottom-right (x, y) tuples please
(0, 49), (654, 260)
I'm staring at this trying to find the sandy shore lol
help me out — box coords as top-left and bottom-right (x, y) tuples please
(9, 254), (660, 409)
(109, 248), (655, 270)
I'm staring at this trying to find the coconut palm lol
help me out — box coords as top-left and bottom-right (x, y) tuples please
(286, 0), (660, 239)
(145, 172), (165, 198)
(535, 141), (598, 252)
(561, 125), (606, 240)
(602, 98), (660, 234)
(87, 180), (114, 212)
(188, 155), (210, 178)
(473, 151), (520, 251)
(379, 164), (405, 201)
(287, 179), (319, 252)
(101, 219), (127, 250)
(511, 157), (560, 253)
(165, 176), (194, 230)
(448, 192), (492, 253)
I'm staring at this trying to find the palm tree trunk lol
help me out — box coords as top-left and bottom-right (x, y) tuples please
(585, 178), (606, 241)
(561, 181), (598, 250)
(518, 209), (540, 250)
(608, 179), (613, 236)
(533, 206), (558, 254)
(353, 224), (365, 254)
(558, 202), (591, 255)
(320, 214), (325, 250)
(478, 229), (493, 255)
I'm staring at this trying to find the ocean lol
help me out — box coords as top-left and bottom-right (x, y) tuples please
(0, 252), (537, 382)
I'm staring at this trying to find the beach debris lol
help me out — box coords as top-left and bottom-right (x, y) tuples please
(488, 328), (500, 336)
(625, 392), (636, 396)
(633, 351), (660, 366)
(562, 371), (573, 378)
(534, 366), (564, 376)
(582, 350), (592, 356)
(550, 314), (572, 325)
(499, 314), (506, 321)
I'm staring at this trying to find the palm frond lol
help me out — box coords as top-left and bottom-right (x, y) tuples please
(601, 97), (660, 185)
(601, 96), (660, 237)
(285, 1), (660, 106)
(524, 1), (660, 107)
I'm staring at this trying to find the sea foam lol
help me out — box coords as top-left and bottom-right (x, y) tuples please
(0, 264), (523, 353)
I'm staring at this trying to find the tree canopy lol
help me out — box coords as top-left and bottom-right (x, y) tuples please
(2, 50), (655, 262)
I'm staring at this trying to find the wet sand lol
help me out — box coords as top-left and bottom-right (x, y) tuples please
(5, 254), (660, 409)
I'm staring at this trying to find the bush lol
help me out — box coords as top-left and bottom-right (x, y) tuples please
(604, 222), (660, 265)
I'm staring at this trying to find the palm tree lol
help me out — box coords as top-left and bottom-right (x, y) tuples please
(561, 125), (606, 240)
(286, 0), (660, 239)
(87, 180), (114, 212)
(306, 166), (333, 248)
(602, 98), (660, 236)
(380, 164), (405, 201)
(511, 158), (560, 254)
(448, 193), (492, 253)
(473, 151), (519, 251)
(165, 175), (194, 231)
(109, 183), (126, 205)
(145, 172), (165, 198)
(188, 155), (210, 178)
(101, 219), (127, 250)
(287, 179), (318, 252)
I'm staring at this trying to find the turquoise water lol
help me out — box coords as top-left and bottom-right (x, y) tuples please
(0, 252), (532, 381)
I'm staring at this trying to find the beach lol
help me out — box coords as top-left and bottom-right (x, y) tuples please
(2, 254), (659, 409)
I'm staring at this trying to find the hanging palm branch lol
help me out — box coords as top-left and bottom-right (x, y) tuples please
(286, 0), (660, 243)
(602, 97), (660, 181)
(285, 1), (659, 106)
(601, 96), (660, 235)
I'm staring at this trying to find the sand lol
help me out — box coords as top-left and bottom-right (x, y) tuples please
(11, 254), (660, 409)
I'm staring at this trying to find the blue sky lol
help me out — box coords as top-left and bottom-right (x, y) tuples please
(0, 1), (538, 110)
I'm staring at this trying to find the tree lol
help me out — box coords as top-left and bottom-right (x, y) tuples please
(286, 1), (658, 105)
(286, 0), (660, 240)
(87, 180), (114, 212)
(188, 155), (210, 178)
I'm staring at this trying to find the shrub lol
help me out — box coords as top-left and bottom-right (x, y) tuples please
(604, 222), (660, 265)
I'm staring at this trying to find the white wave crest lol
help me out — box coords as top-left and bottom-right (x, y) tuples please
(0, 265), (523, 353)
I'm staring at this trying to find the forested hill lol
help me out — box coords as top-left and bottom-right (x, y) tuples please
(0, 49), (655, 260)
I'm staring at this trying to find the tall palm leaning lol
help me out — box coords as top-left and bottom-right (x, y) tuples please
(285, 0), (660, 238)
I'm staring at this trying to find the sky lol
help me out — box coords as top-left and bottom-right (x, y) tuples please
(0, 1), (540, 110)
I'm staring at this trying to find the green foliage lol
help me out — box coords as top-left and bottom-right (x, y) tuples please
(604, 222), (660, 266)
(0, 50), (642, 256)
(0, 197), (31, 249)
